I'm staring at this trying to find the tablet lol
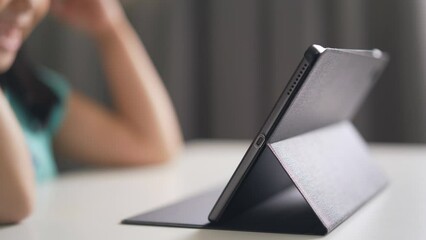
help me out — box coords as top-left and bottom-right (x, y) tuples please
(208, 44), (388, 222)
(123, 44), (389, 234)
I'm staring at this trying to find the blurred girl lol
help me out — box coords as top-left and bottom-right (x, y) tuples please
(0, 0), (183, 224)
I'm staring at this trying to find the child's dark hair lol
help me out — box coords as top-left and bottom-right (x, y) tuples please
(0, 51), (59, 128)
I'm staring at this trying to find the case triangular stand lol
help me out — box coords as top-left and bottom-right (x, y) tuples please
(122, 121), (387, 235)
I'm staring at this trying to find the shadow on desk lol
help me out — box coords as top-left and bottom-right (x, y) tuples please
(185, 228), (323, 240)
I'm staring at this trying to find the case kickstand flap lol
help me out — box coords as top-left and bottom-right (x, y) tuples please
(122, 121), (387, 235)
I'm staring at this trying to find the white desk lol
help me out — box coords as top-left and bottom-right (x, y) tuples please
(1, 140), (426, 240)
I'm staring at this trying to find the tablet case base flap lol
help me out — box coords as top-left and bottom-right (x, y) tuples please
(122, 121), (387, 235)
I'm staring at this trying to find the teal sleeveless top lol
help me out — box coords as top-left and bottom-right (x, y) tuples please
(4, 68), (70, 183)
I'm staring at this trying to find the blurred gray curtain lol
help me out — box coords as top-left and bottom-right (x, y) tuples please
(27, 0), (426, 142)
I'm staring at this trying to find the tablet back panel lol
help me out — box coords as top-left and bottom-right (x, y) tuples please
(269, 49), (387, 143)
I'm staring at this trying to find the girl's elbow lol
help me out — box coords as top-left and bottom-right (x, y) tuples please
(148, 142), (184, 164)
(0, 192), (34, 225)
(8, 204), (32, 224)
(160, 141), (184, 162)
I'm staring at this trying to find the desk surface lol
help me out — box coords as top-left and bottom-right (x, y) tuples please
(1, 140), (426, 240)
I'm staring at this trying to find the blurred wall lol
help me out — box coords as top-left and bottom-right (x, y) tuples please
(26, 0), (426, 143)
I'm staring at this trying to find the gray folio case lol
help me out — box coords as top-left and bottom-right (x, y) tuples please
(122, 46), (389, 235)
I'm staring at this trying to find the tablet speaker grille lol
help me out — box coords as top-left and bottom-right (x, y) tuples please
(288, 64), (308, 95)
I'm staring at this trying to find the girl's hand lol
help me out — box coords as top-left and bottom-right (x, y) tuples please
(50, 0), (127, 38)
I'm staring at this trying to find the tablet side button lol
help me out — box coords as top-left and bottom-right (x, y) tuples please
(254, 134), (266, 148)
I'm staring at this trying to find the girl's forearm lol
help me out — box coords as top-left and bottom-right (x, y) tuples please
(0, 90), (34, 224)
(94, 18), (183, 160)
